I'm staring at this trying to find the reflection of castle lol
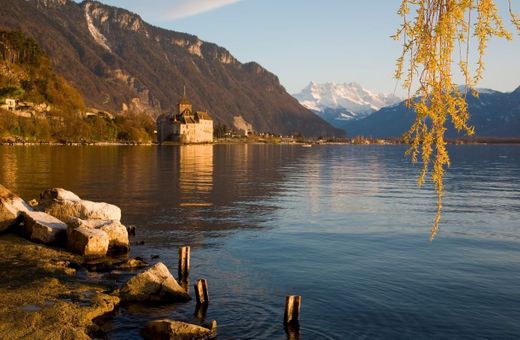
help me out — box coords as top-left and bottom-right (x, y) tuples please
(179, 145), (214, 195)
(157, 90), (214, 144)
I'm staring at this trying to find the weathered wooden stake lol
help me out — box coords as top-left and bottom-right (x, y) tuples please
(178, 246), (190, 280)
(284, 295), (301, 325)
(209, 320), (217, 338)
(194, 279), (209, 305)
(180, 279), (190, 294)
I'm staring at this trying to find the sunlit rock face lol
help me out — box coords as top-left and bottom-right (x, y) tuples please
(33, 0), (70, 8)
(22, 211), (67, 244)
(0, 185), (31, 232)
(67, 224), (110, 257)
(68, 217), (129, 252)
(120, 262), (191, 303)
(36, 188), (127, 254)
(38, 188), (121, 223)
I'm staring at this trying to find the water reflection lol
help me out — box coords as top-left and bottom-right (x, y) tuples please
(2, 145), (520, 339)
(285, 323), (301, 340)
(194, 301), (208, 321)
(0, 150), (18, 192)
(0, 145), (306, 242)
(179, 145), (214, 203)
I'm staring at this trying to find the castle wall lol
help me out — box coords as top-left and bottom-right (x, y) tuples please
(157, 116), (173, 143)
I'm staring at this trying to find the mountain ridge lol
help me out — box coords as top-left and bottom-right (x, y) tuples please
(293, 81), (401, 129)
(0, 0), (343, 137)
(343, 88), (520, 138)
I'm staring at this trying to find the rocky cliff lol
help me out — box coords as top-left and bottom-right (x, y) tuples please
(0, 0), (342, 137)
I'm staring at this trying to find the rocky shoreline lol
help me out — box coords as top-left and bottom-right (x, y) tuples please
(0, 233), (119, 339)
(0, 185), (217, 339)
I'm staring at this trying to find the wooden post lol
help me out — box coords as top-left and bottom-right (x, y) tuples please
(194, 279), (209, 305)
(284, 295), (301, 325)
(180, 279), (190, 294)
(178, 246), (190, 280)
(209, 320), (217, 338)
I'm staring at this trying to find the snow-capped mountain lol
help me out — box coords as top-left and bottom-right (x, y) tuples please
(342, 85), (520, 138)
(293, 81), (402, 122)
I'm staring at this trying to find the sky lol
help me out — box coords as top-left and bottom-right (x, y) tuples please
(90, 0), (520, 96)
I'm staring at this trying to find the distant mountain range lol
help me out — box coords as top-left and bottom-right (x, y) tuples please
(342, 87), (520, 138)
(293, 81), (401, 124)
(0, 0), (342, 137)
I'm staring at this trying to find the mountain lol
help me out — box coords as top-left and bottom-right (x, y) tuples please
(0, 30), (156, 143)
(292, 81), (401, 128)
(0, 0), (342, 137)
(343, 87), (520, 138)
(0, 30), (85, 113)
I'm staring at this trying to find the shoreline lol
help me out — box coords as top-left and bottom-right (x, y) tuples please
(0, 186), (216, 339)
(2, 140), (520, 146)
(0, 233), (120, 339)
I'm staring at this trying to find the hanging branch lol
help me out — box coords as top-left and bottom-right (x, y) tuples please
(393, 0), (518, 240)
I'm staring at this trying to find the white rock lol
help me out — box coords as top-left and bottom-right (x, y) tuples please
(44, 199), (121, 223)
(22, 211), (67, 244)
(93, 220), (129, 251)
(120, 262), (191, 303)
(80, 200), (121, 220)
(0, 185), (32, 232)
(69, 218), (129, 252)
(40, 188), (81, 202)
(67, 224), (109, 257)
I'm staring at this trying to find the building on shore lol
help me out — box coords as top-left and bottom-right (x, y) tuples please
(156, 91), (214, 144)
(1, 98), (51, 118)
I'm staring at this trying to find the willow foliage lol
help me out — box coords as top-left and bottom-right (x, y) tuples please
(394, 0), (519, 240)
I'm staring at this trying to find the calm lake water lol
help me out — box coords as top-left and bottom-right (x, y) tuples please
(1, 144), (520, 339)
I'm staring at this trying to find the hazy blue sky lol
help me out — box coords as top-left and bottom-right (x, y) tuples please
(93, 0), (519, 96)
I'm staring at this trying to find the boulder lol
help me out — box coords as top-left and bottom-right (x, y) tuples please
(67, 224), (109, 257)
(22, 211), (67, 244)
(120, 262), (191, 303)
(43, 199), (121, 223)
(142, 320), (217, 340)
(0, 185), (32, 232)
(88, 219), (129, 252)
(68, 218), (129, 252)
(40, 188), (81, 202)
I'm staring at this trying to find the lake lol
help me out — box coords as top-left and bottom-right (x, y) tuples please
(1, 144), (519, 339)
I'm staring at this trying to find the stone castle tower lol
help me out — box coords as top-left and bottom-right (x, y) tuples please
(178, 86), (192, 115)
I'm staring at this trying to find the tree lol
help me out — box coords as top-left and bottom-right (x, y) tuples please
(395, 0), (519, 240)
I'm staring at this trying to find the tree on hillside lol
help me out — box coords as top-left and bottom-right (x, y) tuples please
(395, 0), (519, 240)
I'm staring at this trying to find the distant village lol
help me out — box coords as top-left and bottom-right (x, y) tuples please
(1, 97), (115, 121)
(1, 98), (52, 118)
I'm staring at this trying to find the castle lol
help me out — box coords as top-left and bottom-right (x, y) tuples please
(156, 90), (214, 144)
